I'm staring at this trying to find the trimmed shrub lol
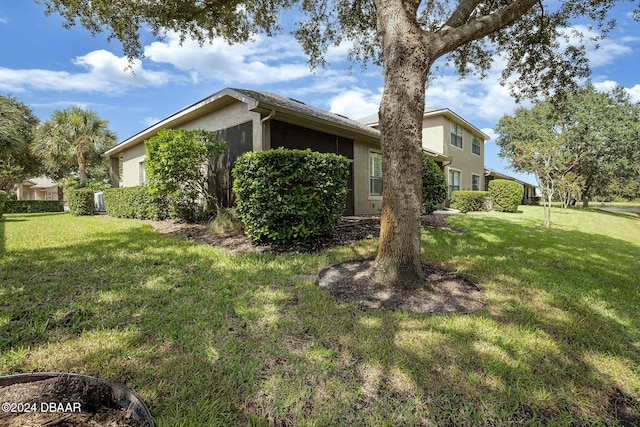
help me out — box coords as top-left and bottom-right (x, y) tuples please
(529, 196), (541, 205)
(3, 200), (64, 213)
(422, 154), (448, 214)
(145, 128), (226, 222)
(104, 186), (168, 220)
(68, 189), (95, 216)
(233, 148), (349, 244)
(489, 179), (523, 213)
(0, 190), (6, 218)
(450, 191), (489, 213)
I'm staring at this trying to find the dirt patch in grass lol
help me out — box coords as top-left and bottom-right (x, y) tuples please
(608, 387), (640, 427)
(317, 259), (484, 314)
(0, 376), (151, 426)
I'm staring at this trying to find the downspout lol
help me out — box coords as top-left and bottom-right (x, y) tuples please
(260, 110), (276, 151)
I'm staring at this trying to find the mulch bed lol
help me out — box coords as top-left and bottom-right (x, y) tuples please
(317, 259), (484, 314)
(143, 212), (462, 254)
(0, 376), (151, 427)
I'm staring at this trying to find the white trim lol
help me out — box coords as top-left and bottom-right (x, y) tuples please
(450, 121), (463, 150)
(472, 136), (482, 157)
(448, 167), (462, 195)
(472, 173), (481, 191)
(368, 150), (383, 200)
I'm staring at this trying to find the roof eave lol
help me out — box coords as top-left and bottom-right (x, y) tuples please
(102, 88), (259, 157)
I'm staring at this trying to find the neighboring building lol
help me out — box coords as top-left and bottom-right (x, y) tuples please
(15, 177), (61, 201)
(484, 168), (538, 205)
(103, 88), (382, 215)
(358, 108), (490, 200)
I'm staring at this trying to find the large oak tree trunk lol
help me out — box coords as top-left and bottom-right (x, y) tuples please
(371, 0), (431, 290)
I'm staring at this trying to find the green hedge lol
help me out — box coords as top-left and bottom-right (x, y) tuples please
(450, 191), (489, 213)
(489, 179), (523, 213)
(104, 186), (167, 220)
(529, 196), (541, 205)
(68, 189), (95, 216)
(0, 190), (6, 218)
(422, 154), (448, 214)
(3, 200), (64, 213)
(233, 148), (350, 244)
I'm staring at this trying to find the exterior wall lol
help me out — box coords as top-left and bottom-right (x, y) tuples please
(181, 101), (262, 152)
(120, 143), (147, 187)
(421, 116), (445, 154)
(117, 101), (261, 188)
(353, 139), (383, 215)
(15, 183), (60, 201)
(443, 120), (485, 193)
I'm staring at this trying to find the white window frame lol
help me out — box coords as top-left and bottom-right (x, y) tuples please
(472, 174), (481, 191)
(369, 151), (383, 199)
(450, 121), (463, 149)
(139, 159), (147, 185)
(472, 137), (481, 156)
(448, 168), (461, 196)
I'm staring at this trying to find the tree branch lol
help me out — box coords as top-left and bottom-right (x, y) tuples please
(432, 0), (540, 56)
(441, 0), (483, 31)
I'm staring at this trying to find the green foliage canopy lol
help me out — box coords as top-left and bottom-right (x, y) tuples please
(0, 95), (42, 191)
(33, 106), (116, 192)
(495, 84), (640, 208)
(38, 0), (629, 96)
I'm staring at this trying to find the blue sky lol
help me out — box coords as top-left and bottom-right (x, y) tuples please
(1, 2), (639, 184)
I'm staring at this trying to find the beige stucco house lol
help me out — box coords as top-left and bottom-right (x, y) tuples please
(104, 88), (507, 215)
(358, 108), (490, 199)
(15, 177), (61, 201)
(103, 88), (382, 215)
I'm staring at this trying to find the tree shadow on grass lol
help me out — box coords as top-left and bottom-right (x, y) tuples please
(1, 214), (639, 426)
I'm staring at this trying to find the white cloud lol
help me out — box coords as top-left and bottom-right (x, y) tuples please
(425, 72), (526, 124)
(143, 32), (312, 85)
(0, 50), (172, 94)
(73, 50), (171, 87)
(560, 25), (635, 68)
(591, 79), (640, 103)
(592, 80), (619, 92)
(143, 116), (161, 127)
(328, 88), (382, 119)
(626, 84), (640, 103)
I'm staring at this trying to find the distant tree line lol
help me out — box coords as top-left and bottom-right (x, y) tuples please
(495, 84), (640, 212)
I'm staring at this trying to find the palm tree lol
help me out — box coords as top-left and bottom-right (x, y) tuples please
(0, 96), (31, 156)
(34, 107), (116, 188)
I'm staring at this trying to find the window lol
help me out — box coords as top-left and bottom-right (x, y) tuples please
(369, 152), (382, 197)
(451, 122), (463, 148)
(449, 170), (461, 195)
(472, 174), (481, 191)
(139, 160), (147, 185)
(472, 137), (481, 156)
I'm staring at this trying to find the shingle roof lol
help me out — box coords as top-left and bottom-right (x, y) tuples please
(24, 176), (58, 188)
(104, 87), (381, 157)
(231, 88), (380, 138)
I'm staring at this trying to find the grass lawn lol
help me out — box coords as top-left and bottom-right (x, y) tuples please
(1, 206), (638, 426)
